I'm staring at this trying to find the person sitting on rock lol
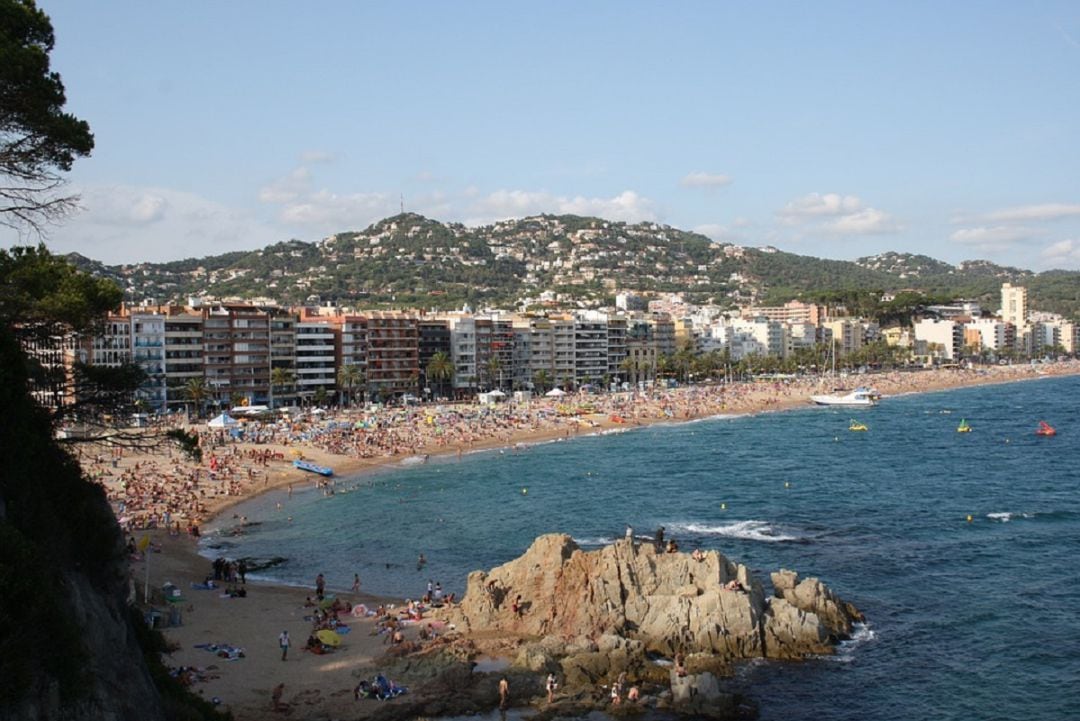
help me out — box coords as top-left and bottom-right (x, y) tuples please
(691, 548), (706, 561)
(724, 578), (745, 592)
(666, 539), (679, 553)
(627, 685), (640, 703)
(674, 651), (687, 677)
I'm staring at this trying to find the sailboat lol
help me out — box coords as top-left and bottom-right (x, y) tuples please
(957, 419), (972, 433)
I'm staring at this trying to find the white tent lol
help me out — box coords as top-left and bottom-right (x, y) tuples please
(545, 387), (567, 397)
(487, 389), (507, 397)
(208, 412), (238, 428)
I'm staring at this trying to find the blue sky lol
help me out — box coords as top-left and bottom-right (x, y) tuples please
(5, 1), (1080, 269)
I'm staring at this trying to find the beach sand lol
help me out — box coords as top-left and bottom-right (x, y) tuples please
(112, 361), (1080, 719)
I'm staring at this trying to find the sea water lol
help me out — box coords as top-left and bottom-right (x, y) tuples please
(203, 375), (1080, 720)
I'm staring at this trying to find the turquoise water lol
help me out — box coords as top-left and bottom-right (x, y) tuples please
(204, 376), (1080, 720)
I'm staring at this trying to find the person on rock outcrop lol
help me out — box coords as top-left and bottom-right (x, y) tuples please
(546, 673), (558, 703)
(498, 676), (509, 709)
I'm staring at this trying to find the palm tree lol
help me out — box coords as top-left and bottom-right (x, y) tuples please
(313, 386), (328, 408)
(619, 356), (638, 387)
(337, 363), (362, 407)
(270, 367), (295, 409)
(229, 391), (246, 410)
(485, 355), (503, 390)
(426, 351), (454, 399)
(185, 377), (208, 419)
(532, 369), (552, 394)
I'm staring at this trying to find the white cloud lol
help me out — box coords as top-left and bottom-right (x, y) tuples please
(693, 223), (738, 242)
(464, 189), (657, 225)
(79, 187), (169, 227)
(779, 192), (862, 219)
(1040, 238), (1080, 265)
(258, 167), (312, 204)
(299, 150), (336, 164)
(985, 203), (1080, 222)
(680, 172), (732, 189)
(777, 192), (900, 235)
(279, 189), (393, 227)
(259, 164), (395, 230)
(950, 225), (1041, 251)
(27, 184), (282, 264)
(822, 207), (902, 235)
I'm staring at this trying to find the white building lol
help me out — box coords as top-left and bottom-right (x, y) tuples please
(294, 321), (337, 402)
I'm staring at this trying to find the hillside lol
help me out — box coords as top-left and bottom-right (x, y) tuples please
(63, 214), (1080, 317)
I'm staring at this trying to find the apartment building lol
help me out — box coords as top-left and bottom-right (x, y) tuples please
(129, 312), (167, 410)
(295, 320), (338, 402)
(366, 313), (418, 400)
(201, 303), (274, 407)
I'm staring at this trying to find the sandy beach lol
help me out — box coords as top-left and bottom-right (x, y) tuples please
(105, 361), (1080, 719)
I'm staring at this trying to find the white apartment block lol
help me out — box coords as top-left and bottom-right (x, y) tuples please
(295, 321), (337, 401)
(966, 317), (1007, 353)
(913, 318), (963, 360)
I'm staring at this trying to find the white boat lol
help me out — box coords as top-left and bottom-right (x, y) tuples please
(810, 387), (880, 407)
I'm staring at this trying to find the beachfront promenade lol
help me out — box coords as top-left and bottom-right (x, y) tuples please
(84, 361), (1079, 534)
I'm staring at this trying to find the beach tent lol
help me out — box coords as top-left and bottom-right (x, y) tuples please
(487, 389), (506, 397)
(545, 388), (567, 397)
(207, 413), (238, 428)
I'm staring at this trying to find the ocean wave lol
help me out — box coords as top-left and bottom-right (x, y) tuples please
(830, 622), (876, 663)
(572, 535), (617, 546)
(665, 520), (801, 543)
(986, 511), (1035, 523)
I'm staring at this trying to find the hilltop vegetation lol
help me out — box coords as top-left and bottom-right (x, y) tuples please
(63, 214), (1080, 318)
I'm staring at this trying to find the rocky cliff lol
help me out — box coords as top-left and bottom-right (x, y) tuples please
(0, 330), (167, 721)
(443, 534), (863, 661)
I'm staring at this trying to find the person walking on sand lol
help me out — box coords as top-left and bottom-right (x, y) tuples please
(315, 573), (325, 599)
(351, 573), (360, 593)
(498, 676), (509, 709)
(279, 630), (290, 661)
(271, 682), (285, 711)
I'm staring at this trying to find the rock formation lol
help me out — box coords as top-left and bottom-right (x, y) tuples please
(442, 534), (863, 662)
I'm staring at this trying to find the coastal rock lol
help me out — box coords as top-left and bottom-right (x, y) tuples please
(770, 569), (864, 638)
(443, 534), (861, 662)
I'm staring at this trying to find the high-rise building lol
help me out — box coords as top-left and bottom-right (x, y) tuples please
(1001, 283), (1028, 327)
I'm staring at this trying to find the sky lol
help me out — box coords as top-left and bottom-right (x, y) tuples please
(5, 1), (1080, 270)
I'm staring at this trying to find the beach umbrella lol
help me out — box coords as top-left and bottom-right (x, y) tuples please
(316, 629), (342, 647)
(545, 388), (566, 397)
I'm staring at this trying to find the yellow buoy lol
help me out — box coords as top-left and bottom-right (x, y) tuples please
(721, 503), (726, 510)
(522, 488), (528, 495)
(966, 514), (973, 523)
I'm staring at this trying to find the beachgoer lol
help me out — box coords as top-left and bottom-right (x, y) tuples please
(625, 524), (633, 540)
(627, 685), (640, 702)
(511, 594), (523, 617)
(352, 573), (360, 593)
(655, 525), (665, 551)
(417, 553), (426, 570)
(674, 651), (686, 677)
(279, 630), (290, 661)
(692, 548), (706, 562)
(498, 676), (509, 709)
(666, 539), (679, 553)
(546, 672), (558, 703)
(238, 559), (247, 584)
(271, 682), (285, 711)
(315, 573), (325, 599)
